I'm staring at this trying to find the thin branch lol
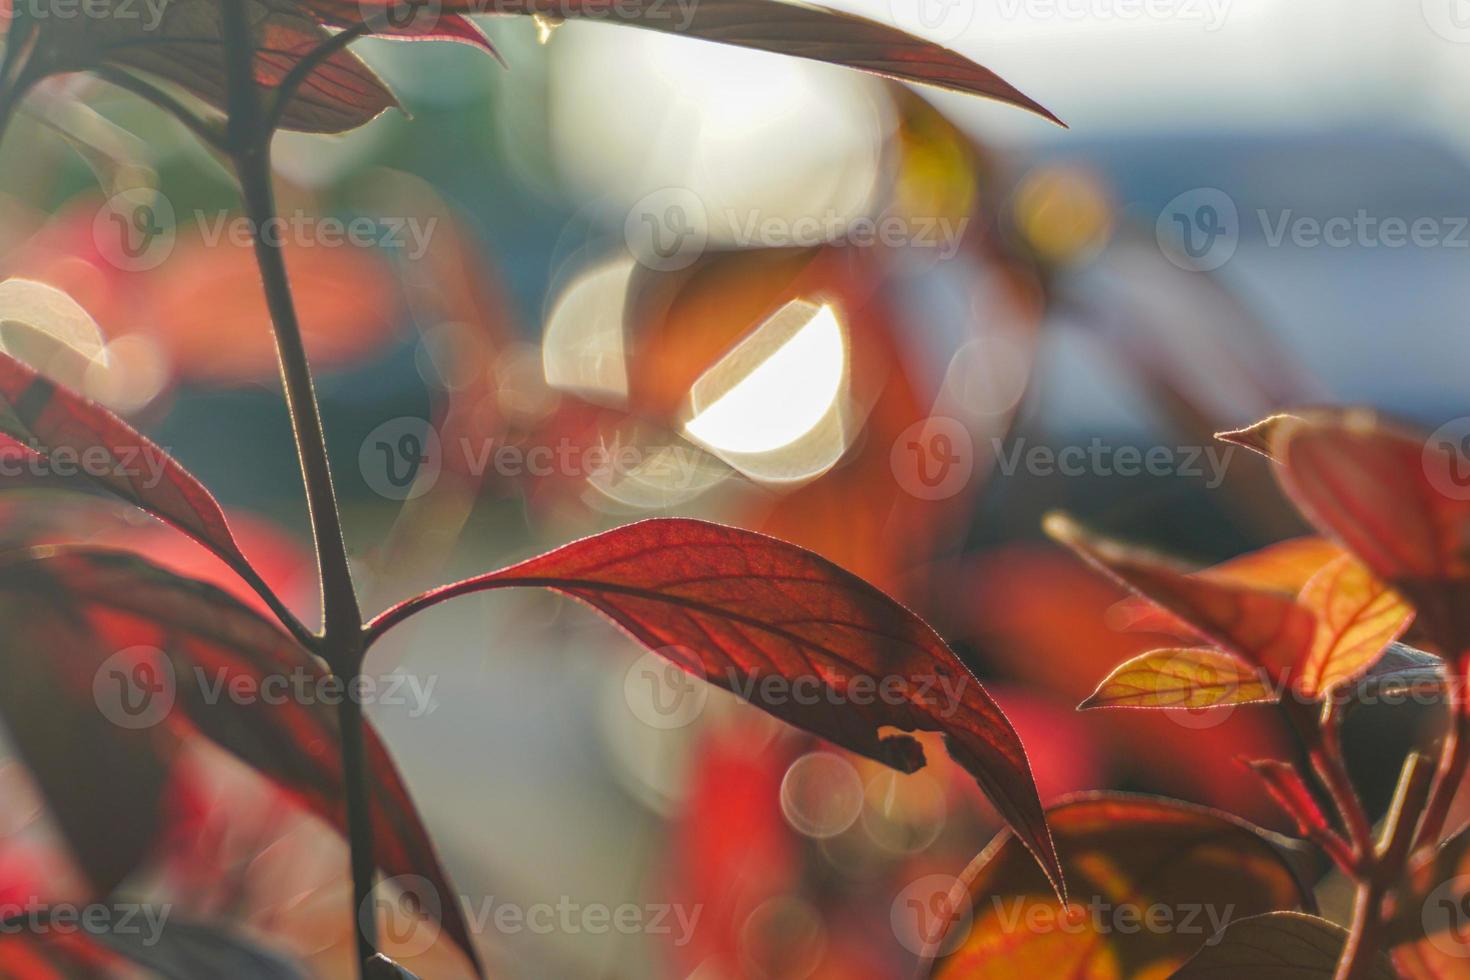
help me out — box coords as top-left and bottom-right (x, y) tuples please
(93, 67), (228, 150)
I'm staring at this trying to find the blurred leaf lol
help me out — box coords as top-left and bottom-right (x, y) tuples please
(0, 570), (173, 894)
(1079, 648), (1274, 711)
(0, 929), (126, 977)
(96, 919), (310, 979)
(369, 517), (1065, 896)
(1174, 912), (1394, 979)
(1389, 821), (1470, 977)
(147, 236), (397, 384)
(0, 549), (482, 977)
(923, 794), (1310, 978)
(1296, 554), (1414, 697)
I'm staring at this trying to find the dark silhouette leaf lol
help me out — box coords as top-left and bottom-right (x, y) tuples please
(922, 794), (1311, 979)
(1174, 912), (1395, 979)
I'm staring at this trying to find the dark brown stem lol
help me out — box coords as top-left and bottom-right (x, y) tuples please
(1334, 753), (1435, 980)
(221, 2), (374, 972)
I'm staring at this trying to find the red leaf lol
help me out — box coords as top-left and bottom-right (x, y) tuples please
(0, 562), (174, 895)
(368, 517), (1065, 896)
(1264, 410), (1470, 658)
(1044, 514), (1316, 685)
(0, 549), (481, 976)
(334, 0), (1062, 124)
(0, 352), (306, 643)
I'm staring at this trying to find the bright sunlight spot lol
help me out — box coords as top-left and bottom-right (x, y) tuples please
(683, 301), (850, 483)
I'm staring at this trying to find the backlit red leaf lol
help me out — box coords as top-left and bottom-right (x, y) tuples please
(922, 794), (1311, 979)
(1078, 647), (1275, 710)
(1044, 514), (1315, 685)
(333, 0), (1062, 123)
(367, 517), (1064, 896)
(1263, 410), (1470, 658)
(0, 351), (303, 641)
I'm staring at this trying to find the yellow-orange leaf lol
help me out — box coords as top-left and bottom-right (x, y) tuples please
(1296, 555), (1415, 697)
(1044, 514), (1315, 684)
(1079, 648), (1276, 710)
(1108, 536), (1343, 640)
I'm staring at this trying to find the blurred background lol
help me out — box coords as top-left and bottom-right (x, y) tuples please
(1, 0), (1469, 975)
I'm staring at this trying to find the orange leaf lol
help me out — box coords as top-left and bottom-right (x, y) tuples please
(1296, 554), (1415, 697)
(1109, 536), (1342, 640)
(1044, 514), (1315, 684)
(1079, 648), (1275, 710)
